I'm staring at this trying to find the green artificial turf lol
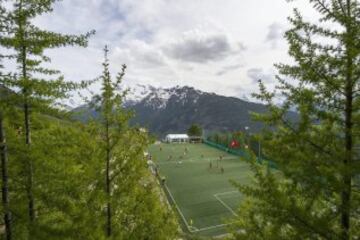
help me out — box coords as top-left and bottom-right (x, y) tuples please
(148, 143), (253, 237)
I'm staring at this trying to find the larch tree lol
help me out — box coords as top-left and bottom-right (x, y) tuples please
(230, 0), (359, 239)
(98, 45), (123, 237)
(0, 1), (13, 239)
(0, 109), (11, 240)
(0, 0), (94, 233)
(91, 46), (178, 239)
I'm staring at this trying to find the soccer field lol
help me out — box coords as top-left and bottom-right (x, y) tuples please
(148, 143), (253, 237)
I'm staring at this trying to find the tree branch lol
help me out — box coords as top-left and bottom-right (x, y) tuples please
(281, 119), (337, 158)
(336, 0), (347, 15)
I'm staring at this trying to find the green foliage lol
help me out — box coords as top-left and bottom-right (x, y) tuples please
(230, 1), (360, 239)
(207, 131), (258, 153)
(1, 1), (177, 239)
(4, 112), (97, 239)
(2, 97), (178, 239)
(0, 0), (95, 111)
(0, 0), (94, 238)
(187, 124), (203, 137)
(88, 46), (178, 239)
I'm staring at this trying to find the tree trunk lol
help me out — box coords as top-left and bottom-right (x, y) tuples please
(105, 119), (111, 237)
(106, 158), (111, 237)
(0, 112), (12, 240)
(24, 100), (35, 223)
(341, 2), (353, 239)
(21, 34), (35, 223)
(342, 71), (352, 240)
(18, 0), (35, 224)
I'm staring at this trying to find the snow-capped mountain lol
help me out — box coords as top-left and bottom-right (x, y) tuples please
(123, 84), (203, 110)
(122, 84), (154, 106)
(125, 85), (203, 110)
(73, 85), (298, 136)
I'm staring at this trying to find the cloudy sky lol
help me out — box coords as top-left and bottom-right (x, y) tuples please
(33, 0), (319, 104)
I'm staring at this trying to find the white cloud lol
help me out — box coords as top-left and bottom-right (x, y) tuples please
(216, 64), (244, 76)
(247, 68), (275, 84)
(265, 22), (286, 49)
(112, 40), (167, 69)
(162, 28), (245, 63)
(3, 0), (322, 105)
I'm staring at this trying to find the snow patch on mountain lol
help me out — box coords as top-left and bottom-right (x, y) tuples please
(123, 84), (153, 105)
(123, 84), (204, 110)
(144, 88), (174, 109)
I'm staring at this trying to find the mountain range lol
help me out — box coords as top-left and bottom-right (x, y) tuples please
(72, 85), (298, 136)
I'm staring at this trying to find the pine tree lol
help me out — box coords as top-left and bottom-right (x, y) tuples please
(231, 1), (360, 239)
(95, 45), (126, 237)
(0, 2), (13, 238)
(0, 112), (12, 240)
(91, 46), (178, 239)
(0, 0), (94, 232)
(0, 72), (13, 240)
(1, 110), (107, 239)
(94, 46), (132, 237)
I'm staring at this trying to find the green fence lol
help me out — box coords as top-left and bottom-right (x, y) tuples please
(203, 139), (277, 169)
(203, 139), (250, 159)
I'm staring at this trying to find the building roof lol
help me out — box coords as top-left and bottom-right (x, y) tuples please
(166, 134), (189, 139)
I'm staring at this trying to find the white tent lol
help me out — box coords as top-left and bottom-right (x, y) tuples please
(165, 134), (189, 143)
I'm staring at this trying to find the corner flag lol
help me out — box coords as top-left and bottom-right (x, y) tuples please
(229, 140), (240, 148)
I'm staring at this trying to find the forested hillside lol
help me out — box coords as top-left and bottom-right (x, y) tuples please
(1, 0), (359, 239)
(0, 1), (177, 239)
(0, 109), (177, 239)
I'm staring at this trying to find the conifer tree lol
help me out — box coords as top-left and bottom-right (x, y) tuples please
(231, 1), (360, 239)
(0, 109), (105, 239)
(99, 45), (123, 237)
(0, 2), (13, 238)
(0, 0), (94, 230)
(0, 74), (13, 240)
(91, 46), (178, 239)
(0, 112), (11, 240)
(94, 46), (131, 237)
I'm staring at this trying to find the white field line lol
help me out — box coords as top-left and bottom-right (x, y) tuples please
(163, 184), (198, 232)
(192, 223), (231, 232)
(214, 192), (239, 217)
(164, 184), (237, 233)
(160, 148), (240, 233)
(214, 191), (239, 196)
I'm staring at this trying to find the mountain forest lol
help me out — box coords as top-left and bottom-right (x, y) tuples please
(0, 0), (359, 240)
